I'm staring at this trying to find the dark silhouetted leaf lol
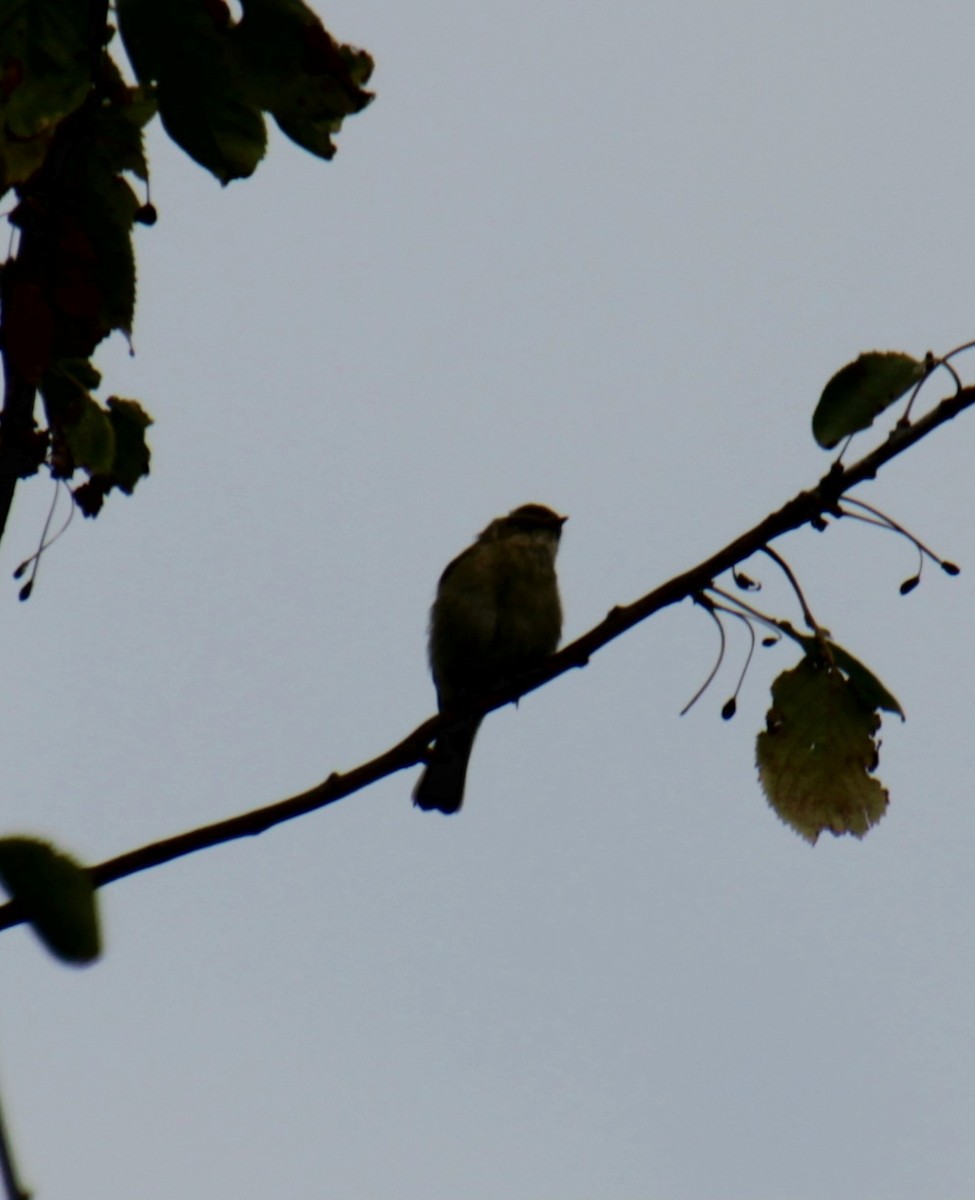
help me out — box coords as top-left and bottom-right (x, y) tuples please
(0, 836), (101, 964)
(118, 0), (267, 183)
(812, 351), (925, 449)
(73, 477), (111, 517)
(118, 0), (373, 184)
(0, 0), (91, 192)
(235, 0), (374, 161)
(41, 363), (152, 507)
(105, 396), (153, 492)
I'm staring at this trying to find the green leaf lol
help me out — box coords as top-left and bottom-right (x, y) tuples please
(812, 351), (925, 449)
(0, 0), (91, 192)
(85, 57), (157, 183)
(0, 836), (101, 965)
(105, 396), (153, 492)
(235, 0), (374, 162)
(71, 395), (153, 515)
(118, 0), (268, 182)
(64, 395), (116, 474)
(41, 365), (152, 499)
(78, 173), (140, 336)
(118, 0), (372, 183)
(796, 636), (904, 718)
(167, 88), (268, 186)
(756, 656), (890, 844)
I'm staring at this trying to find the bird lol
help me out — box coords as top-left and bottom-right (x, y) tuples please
(413, 502), (566, 814)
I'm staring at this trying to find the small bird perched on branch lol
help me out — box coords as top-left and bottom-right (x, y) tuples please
(413, 503), (567, 814)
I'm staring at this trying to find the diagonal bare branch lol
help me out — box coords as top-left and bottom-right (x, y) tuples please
(0, 385), (973, 935)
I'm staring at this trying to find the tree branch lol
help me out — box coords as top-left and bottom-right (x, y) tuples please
(0, 386), (972, 935)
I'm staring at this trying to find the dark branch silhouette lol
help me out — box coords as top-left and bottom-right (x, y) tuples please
(0, 1063), (29, 1200)
(0, 384), (972, 936)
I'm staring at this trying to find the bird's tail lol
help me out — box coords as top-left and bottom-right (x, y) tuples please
(412, 717), (482, 814)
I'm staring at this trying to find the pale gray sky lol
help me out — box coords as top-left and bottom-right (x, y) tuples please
(3, 1), (975, 1197)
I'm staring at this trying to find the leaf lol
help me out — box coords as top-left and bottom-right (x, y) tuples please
(796, 636), (904, 718)
(64, 395), (116, 474)
(118, 0), (372, 183)
(41, 365), (152, 501)
(0, 836), (101, 964)
(84, 58), (157, 183)
(0, 0), (92, 192)
(71, 396), (153, 514)
(160, 77), (268, 186)
(78, 173), (141, 336)
(756, 655), (890, 844)
(235, 0), (374, 162)
(812, 351), (925, 449)
(105, 396), (153, 492)
(5, 56), (151, 384)
(118, 0), (266, 183)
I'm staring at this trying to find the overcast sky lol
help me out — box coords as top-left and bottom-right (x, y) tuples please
(3, 1), (975, 1197)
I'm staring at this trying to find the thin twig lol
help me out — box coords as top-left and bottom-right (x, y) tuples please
(679, 594), (727, 715)
(761, 545), (821, 634)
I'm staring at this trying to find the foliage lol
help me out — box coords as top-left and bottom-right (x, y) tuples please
(116, 0), (374, 184)
(0, 0), (373, 536)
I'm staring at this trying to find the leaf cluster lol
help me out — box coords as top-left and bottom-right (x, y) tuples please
(1, 19), (156, 517)
(0, 0), (373, 539)
(117, 0), (374, 185)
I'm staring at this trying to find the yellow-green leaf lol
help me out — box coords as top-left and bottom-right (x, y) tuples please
(756, 656), (889, 843)
(65, 395), (117, 475)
